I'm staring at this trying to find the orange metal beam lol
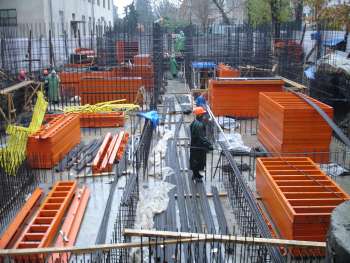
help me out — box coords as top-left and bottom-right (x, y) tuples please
(92, 133), (112, 174)
(49, 186), (90, 263)
(14, 181), (77, 252)
(0, 188), (43, 249)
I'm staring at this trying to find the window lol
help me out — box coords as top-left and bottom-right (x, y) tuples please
(72, 13), (75, 21)
(103, 0), (105, 8)
(97, 0), (100, 6)
(0, 9), (17, 26)
(88, 17), (92, 33)
(82, 15), (86, 35)
(108, 0), (110, 9)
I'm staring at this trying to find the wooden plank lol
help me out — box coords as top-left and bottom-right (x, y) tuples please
(280, 77), (307, 91)
(0, 81), (35, 94)
(0, 231), (326, 256)
(0, 188), (43, 248)
(123, 229), (326, 248)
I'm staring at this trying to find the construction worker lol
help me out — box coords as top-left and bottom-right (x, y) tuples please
(190, 107), (213, 182)
(48, 69), (60, 104)
(18, 69), (27, 81)
(42, 69), (49, 95)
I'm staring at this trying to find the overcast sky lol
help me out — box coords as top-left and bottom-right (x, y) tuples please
(114, 0), (134, 17)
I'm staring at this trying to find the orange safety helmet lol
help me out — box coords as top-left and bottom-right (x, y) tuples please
(193, 106), (206, 116)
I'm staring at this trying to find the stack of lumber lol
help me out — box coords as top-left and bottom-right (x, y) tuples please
(258, 92), (333, 163)
(216, 63), (240, 78)
(256, 157), (349, 243)
(208, 78), (284, 117)
(27, 114), (81, 168)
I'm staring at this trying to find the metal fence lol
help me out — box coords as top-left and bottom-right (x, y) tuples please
(0, 22), (164, 119)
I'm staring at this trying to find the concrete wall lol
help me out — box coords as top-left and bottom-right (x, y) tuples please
(0, 0), (114, 33)
(0, 0), (46, 24)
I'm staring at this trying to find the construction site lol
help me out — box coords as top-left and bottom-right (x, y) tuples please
(0, 13), (349, 263)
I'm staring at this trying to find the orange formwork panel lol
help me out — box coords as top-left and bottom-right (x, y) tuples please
(92, 132), (129, 174)
(78, 77), (142, 105)
(59, 65), (154, 96)
(45, 112), (125, 128)
(92, 133), (113, 174)
(49, 186), (90, 263)
(116, 41), (139, 63)
(208, 78), (284, 117)
(0, 188), (43, 249)
(258, 92), (333, 163)
(134, 54), (152, 65)
(216, 63), (240, 78)
(27, 114), (81, 168)
(14, 181), (77, 253)
(256, 157), (349, 243)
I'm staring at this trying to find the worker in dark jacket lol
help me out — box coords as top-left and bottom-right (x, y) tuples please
(190, 107), (213, 182)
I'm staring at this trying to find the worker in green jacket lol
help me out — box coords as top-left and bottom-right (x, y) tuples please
(190, 107), (213, 182)
(48, 69), (60, 104)
(170, 55), (178, 78)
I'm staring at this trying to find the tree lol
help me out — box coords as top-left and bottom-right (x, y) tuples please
(123, 2), (138, 34)
(211, 0), (230, 24)
(247, 0), (292, 37)
(154, 0), (190, 29)
(135, 0), (154, 24)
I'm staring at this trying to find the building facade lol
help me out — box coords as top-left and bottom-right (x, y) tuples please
(0, 0), (114, 35)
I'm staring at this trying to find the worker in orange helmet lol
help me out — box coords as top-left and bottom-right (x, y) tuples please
(189, 106), (213, 182)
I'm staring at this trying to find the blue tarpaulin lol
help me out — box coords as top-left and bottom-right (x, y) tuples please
(191, 61), (216, 69)
(138, 111), (159, 127)
(323, 37), (344, 47)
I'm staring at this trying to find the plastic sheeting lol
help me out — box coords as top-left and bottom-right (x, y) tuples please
(320, 163), (349, 177)
(218, 133), (250, 153)
(217, 117), (240, 130)
(131, 179), (175, 261)
(148, 128), (175, 178)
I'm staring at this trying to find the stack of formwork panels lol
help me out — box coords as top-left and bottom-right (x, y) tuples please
(116, 41), (139, 63)
(256, 157), (349, 242)
(45, 112), (125, 128)
(78, 77), (142, 105)
(27, 114), (81, 168)
(134, 54), (152, 65)
(208, 78), (284, 117)
(258, 92), (333, 163)
(216, 63), (240, 78)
